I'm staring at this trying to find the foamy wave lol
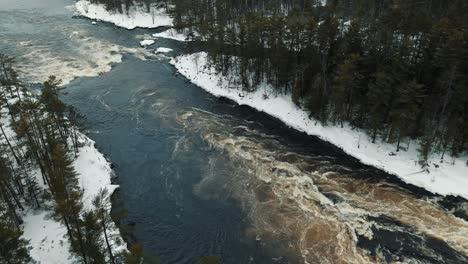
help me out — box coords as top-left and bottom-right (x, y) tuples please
(5, 30), (156, 86)
(176, 109), (468, 263)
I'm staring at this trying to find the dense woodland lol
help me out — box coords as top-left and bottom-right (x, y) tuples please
(0, 55), (151, 263)
(93, 0), (468, 164)
(1, 1), (466, 262)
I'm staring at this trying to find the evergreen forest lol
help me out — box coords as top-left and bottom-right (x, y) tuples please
(92, 0), (467, 164)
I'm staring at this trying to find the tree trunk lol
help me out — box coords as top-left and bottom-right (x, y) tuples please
(74, 219), (89, 264)
(101, 211), (116, 264)
(0, 124), (21, 164)
(0, 183), (21, 227)
(63, 216), (77, 252)
(371, 122), (378, 143)
(396, 132), (401, 152)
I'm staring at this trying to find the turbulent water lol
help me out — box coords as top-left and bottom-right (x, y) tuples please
(1, 0), (468, 263)
(175, 109), (468, 264)
(0, 0), (156, 85)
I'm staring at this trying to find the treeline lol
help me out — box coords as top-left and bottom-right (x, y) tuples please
(0, 54), (148, 263)
(175, 0), (468, 164)
(102, 0), (468, 163)
(88, 0), (170, 13)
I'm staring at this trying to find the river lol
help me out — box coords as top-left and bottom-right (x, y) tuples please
(1, 1), (468, 263)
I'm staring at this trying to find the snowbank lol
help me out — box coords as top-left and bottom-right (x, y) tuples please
(170, 52), (468, 199)
(74, 132), (120, 211)
(75, 132), (127, 253)
(74, 0), (173, 29)
(152, 28), (198, 41)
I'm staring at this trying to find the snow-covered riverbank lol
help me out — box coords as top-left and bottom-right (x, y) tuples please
(70, 1), (468, 200)
(170, 52), (468, 200)
(21, 133), (124, 263)
(74, 0), (172, 29)
(0, 90), (125, 263)
(23, 134), (125, 263)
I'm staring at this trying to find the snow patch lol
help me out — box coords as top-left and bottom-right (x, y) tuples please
(152, 28), (198, 41)
(74, 132), (120, 211)
(140, 39), (155, 47)
(155, 47), (173, 53)
(22, 210), (76, 264)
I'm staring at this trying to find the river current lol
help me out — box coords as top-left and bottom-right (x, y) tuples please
(1, 1), (468, 263)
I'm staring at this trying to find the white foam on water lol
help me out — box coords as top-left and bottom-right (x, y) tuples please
(9, 30), (157, 85)
(177, 109), (468, 263)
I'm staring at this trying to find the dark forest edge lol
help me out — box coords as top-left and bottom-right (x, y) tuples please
(91, 0), (467, 166)
(0, 54), (151, 263)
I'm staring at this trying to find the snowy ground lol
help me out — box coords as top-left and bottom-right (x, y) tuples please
(170, 52), (468, 200)
(74, 0), (173, 29)
(0, 90), (125, 263)
(22, 210), (75, 264)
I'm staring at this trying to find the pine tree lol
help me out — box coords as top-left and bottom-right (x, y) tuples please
(0, 217), (31, 264)
(0, 156), (24, 228)
(47, 142), (89, 263)
(87, 0), (468, 164)
(82, 211), (107, 264)
(41, 76), (68, 143)
(332, 53), (364, 127)
(388, 79), (425, 152)
(367, 70), (396, 143)
(67, 106), (85, 157)
(93, 188), (117, 264)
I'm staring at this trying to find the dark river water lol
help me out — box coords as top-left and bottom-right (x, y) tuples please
(1, 1), (468, 263)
